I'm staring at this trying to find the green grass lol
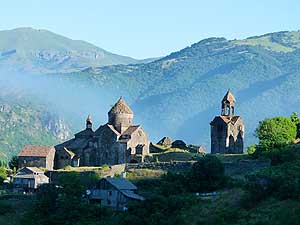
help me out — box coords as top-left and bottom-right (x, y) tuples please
(127, 169), (166, 180)
(233, 35), (294, 52)
(152, 150), (199, 162)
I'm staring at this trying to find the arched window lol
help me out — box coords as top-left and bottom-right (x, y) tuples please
(229, 135), (235, 153)
(226, 106), (230, 115)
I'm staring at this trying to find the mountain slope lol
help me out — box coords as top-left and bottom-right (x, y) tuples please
(1, 30), (300, 159)
(76, 31), (300, 148)
(0, 95), (72, 161)
(0, 27), (154, 73)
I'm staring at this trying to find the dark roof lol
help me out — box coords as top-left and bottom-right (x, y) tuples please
(19, 167), (44, 174)
(222, 90), (236, 103)
(63, 148), (75, 158)
(120, 190), (144, 201)
(74, 128), (94, 138)
(157, 137), (173, 146)
(107, 124), (121, 136)
(172, 140), (186, 145)
(104, 177), (137, 190)
(108, 98), (133, 115)
(18, 145), (54, 157)
(211, 116), (241, 125)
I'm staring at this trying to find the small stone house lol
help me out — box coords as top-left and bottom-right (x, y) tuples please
(13, 167), (49, 192)
(171, 140), (187, 149)
(157, 137), (173, 147)
(18, 145), (56, 170)
(89, 177), (144, 211)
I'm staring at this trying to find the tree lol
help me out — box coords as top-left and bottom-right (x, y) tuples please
(291, 112), (300, 139)
(0, 167), (7, 184)
(255, 117), (297, 151)
(188, 155), (225, 192)
(9, 156), (18, 171)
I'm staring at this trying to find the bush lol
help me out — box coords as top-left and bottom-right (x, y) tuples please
(243, 160), (300, 208)
(247, 144), (257, 155)
(0, 167), (7, 184)
(8, 156), (18, 171)
(188, 154), (225, 192)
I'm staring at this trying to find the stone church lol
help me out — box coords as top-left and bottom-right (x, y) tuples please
(210, 90), (244, 154)
(54, 98), (150, 169)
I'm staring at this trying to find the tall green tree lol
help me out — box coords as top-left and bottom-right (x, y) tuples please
(255, 117), (297, 151)
(291, 112), (300, 139)
(9, 156), (18, 171)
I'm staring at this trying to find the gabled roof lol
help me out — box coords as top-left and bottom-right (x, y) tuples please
(14, 167), (48, 180)
(120, 190), (144, 201)
(19, 167), (44, 174)
(18, 145), (54, 157)
(108, 98), (133, 115)
(122, 125), (140, 136)
(107, 124), (121, 136)
(222, 90), (236, 103)
(63, 147), (75, 158)
(104, 177), (137, 190)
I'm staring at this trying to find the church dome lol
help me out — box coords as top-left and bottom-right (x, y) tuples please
(108, 97), (133, 115)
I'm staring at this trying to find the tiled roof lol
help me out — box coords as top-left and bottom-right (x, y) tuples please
(108, 98), (133, 115)
(18, 145), (54, 157)
(104, 177), (137, 190)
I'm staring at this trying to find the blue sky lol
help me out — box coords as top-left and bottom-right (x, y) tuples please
(1, 0), (299, 58)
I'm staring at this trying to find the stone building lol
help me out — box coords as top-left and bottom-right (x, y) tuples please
(18, 145), (55, 170)
(13, 167), (49, 192)
(89, 177), (144, 211)
(210, 90), (245, 154)
(55, 98), (150, 168)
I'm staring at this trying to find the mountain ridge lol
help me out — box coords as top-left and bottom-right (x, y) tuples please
(1, 29), (300, 160)
(0, 27), (159, 73)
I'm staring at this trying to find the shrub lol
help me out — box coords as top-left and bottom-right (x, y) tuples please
(188, 154), (225, 192)
(243, 160), (300, 208)
(247, 144), (257, 155)
(8, 156), (18, 171)
(0, 167), (7, 184)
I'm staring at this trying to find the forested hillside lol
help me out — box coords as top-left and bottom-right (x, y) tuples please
(2, 30), (300, 159)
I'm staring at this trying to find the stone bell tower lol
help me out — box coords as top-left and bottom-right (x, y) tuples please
(210, 90), (245, 154)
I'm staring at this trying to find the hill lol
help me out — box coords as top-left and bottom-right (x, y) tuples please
(72, 31), (300, 148)
(0, 27), (155, 74)
(0, 93), (71, 160)
(2, 30), (300, 159)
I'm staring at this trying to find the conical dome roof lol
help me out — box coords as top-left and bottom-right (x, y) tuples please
(86, 114), (92, 123)
(222, 89), (236, 103)
(108, 97), (133, 115)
